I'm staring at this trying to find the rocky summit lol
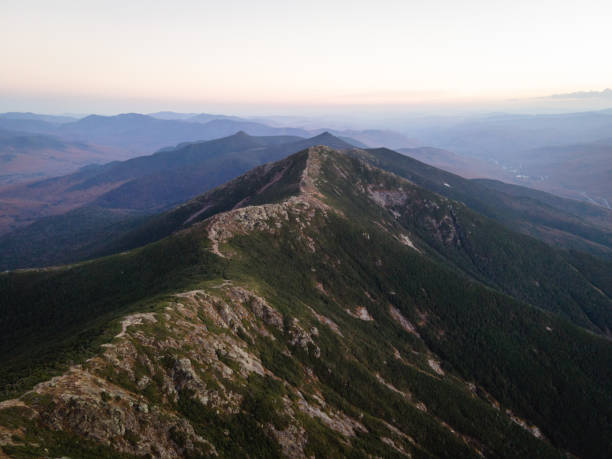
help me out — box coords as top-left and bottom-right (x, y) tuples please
(0, 147), (610, 458)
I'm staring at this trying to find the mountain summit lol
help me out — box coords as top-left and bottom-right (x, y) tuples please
(0, 147), (610, 458)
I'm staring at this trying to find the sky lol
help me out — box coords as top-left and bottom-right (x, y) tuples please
(1, 0), (611, 115)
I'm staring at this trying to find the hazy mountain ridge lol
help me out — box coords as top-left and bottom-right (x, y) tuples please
(405, 110), (612, 206)
(397, 146), (512, 180)
(0, 111), (411, 158)
(0, 147), (610, 458)
(0, 132), (346, 235)
(409, 110), (612, 156)
(0, 112), (78, 124)
(0, 128), (124, 185)
(0, 133), (355, 269)
(5, 109), (609, 210)
(506, 141), (612, 206)
(2, 133), (611, 272)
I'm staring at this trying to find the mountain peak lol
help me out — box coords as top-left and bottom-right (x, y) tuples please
(232, 130), (251, 138)
(299, 132), (355, 150)
(311, 131), (338, 142)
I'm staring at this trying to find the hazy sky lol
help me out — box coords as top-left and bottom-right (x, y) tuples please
(1, 0), (611, 114)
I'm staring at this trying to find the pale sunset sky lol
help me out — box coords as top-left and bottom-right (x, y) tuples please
(1, 0), (611, 114)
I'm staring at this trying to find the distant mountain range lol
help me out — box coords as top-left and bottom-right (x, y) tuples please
(0, 132), (359, 265)
(1, 108), (610, 217)
(406, 110), (612, 207)
(0, 131), (353, 232)
(0, 111), (414, 158)
(0, 127), (124, 186)
(0, 112), (78, 123)
(409, 110), (612, 157)
(1, 133), (611, 272)
(500, 141), (612, 206)
(403, 139), (612, 208)
(397, 146), (512, 180)
(148, 111), (244, 123)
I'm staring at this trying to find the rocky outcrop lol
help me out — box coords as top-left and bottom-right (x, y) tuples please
(346, 306), (374, 321)
(0, 280), (378, 457)
(389, 304), (419, 336)
(205, 147), (331, 258)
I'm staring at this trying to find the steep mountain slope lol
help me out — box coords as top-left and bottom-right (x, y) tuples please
(0, 133), (355, 270)
(3, 135), (611, 280)
(354, 147), (612, 259)
(0, 133), (330, 231)
(1, 147), (610, 458)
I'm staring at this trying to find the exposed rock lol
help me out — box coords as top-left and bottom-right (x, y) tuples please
(224, 286), (289, 341)
(0, 147), (563, 458)
(204, 147), (332, 258)
(267, 423), (308, 458)
(398, 233), (420, 252)
(287, 318), (321, 357)
(389, 305), (419, 336)
(308, 306), (343, 336)
(424, 213), (461, 246)
(427, 358), (445, 376)
(346, 306), (374, 321)
(506, 409), (544, 439)
(116, 312), (157, 338)
(296, 393), (367, 438)
(376, 373), (411, 399)
(26, 368), (214, 458)
(368, 187), (410, 208)
(382, 436), (411, 457)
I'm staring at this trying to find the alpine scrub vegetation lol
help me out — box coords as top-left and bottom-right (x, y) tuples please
(0, 147), (610, 458)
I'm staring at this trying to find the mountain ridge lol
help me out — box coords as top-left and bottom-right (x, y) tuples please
(0, 132), (352, 237)
(1, 146), (610, 457)
(80, 146), (612, 336)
